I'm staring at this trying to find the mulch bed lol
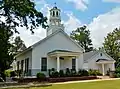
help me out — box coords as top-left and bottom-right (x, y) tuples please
(13, 76), (98, 83)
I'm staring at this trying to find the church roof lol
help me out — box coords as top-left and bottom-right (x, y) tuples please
(50, 6), (60, 11)
(32, 29), (84, 51)
(83, 50), (115, 63)
(15, 30), (84, 57)
(83, 51), (97, 62)
(53, 6), (58, 9)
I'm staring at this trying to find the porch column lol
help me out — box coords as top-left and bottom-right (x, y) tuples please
(102, 64), (105, 76)
(57, 56), (60, 72)
(76, 57), (79, 72)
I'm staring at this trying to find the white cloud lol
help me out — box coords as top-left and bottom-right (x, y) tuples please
(66, 0), (89, 11)
(14, 26), (46, 47)
(13, 0), (50, 47)
(88, 7), (120, 48)
(103, 0), (120, 3)
(14, 1), (82, 47)
(13, 1), (120, 49)
(63, 12), (82, 33)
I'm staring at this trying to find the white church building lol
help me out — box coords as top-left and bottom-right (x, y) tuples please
(15, 6), (115, 76)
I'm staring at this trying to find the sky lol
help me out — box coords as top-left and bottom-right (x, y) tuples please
(15, 0), (120, 48)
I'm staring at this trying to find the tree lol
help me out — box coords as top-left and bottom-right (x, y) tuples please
(0, 26), (13, 80)
(70, 25), (93, 52)
(0, 0), (47, 33)
(11, 36), (27, 55)
(0, 0), (47, 80)
(103, 28), (120, 68)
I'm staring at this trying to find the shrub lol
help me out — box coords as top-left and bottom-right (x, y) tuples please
(113, 68), (120, 78)
(115, 73), (120, 78)
(36, 72), (46, 80)
(52, 71), (59, 78)
(16, 70), (22, 76)
(49, 68), (59, 78)
(88, 69), (102, 76)
(48, 69), (52, 77)
(10, 71), (17, 77)
(71, 69), (77, 77)
(4, 70), (11, 77)
(115, 67), (120, 73)
(51, 68), (55, 71)
(78, 69), (89, 76)
(65, 68), (71, 77)
(59, 70), (64, 77)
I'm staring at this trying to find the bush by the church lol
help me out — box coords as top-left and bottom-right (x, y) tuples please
(52, 71), (59, 78)
(65, 68), (71, 77)
(59, 70), (64, 77)
(78, 69), (89, 76)
(88, 69), (102, 76)
(36, 72), (46, 80)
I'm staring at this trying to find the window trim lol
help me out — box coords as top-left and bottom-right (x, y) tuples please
(17, 61), (20, 70)
(21, 60), (24, 71)
(41, 57), (47, 71)
(72, 58), (76, 70)
(25, 58), (29, 73)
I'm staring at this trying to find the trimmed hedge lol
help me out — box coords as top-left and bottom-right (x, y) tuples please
(88, 69), (102, 76)
(78, 69), (89, 76)
(48, 68), (102, 78)
(36, 72), (46, 81)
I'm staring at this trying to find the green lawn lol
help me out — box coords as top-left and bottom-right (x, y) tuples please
(7, 79), (120, 89)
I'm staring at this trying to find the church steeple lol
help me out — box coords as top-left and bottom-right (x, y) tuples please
(47, 4), (64, 36)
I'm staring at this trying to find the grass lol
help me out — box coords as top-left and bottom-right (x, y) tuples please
(6, 79), (120, 89)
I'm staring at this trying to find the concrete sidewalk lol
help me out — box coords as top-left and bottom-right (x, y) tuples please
(52, 78), (120, 85)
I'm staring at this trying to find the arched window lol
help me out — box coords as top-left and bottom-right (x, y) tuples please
(56, 11), (58, 17)
(53, 11), (55, 17)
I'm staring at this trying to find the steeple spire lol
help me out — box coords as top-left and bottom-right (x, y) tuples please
(54, 2), (56, 6)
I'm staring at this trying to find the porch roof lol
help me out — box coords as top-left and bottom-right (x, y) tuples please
(96, 59), (115, 64)
(48, 50), (80, 57)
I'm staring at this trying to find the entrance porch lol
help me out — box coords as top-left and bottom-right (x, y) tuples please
(96, 59), (115, 75)
(47, 50), (81, 72)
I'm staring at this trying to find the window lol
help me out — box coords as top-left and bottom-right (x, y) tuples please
(21, 60), (24, 71)
(72, 58), (76, 70)
(56, 11), (58, 16)
(53, 11), (55, 17)
(17, 61), (20, 70)
(25, 58), (29, 72)
(41, 57), (47, 71)
(100, 53), (102, 56)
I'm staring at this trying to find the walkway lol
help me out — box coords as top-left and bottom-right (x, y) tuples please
(52, 78), (120, 85)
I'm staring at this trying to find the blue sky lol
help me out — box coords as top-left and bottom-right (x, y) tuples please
(16, 0), (120, 48)
(35, 0), (120, 24)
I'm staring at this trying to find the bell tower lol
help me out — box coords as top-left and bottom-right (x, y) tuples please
(47, 4), (64, 36)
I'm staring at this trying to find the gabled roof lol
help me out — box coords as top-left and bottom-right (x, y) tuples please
(83, 51), (97, 62)
(32, 29), (84, 51)
(83, 50), (115, 63)
(16, 30), (84, 57)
